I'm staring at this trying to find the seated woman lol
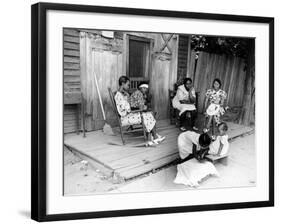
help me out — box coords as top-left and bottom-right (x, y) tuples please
(172, 78), (198, 131)
(114, 76), (165, 146)
(130, 82), (152, 111)
(204, 78), (227, 130)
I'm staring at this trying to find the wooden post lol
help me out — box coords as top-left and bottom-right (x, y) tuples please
(186, 35), (192, 78)
(80, 31), (94, 131)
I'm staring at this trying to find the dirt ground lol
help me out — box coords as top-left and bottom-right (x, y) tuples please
(64, 132), (255, 195)
(64, 146), (123, 195)
(63, 145), (177, 195)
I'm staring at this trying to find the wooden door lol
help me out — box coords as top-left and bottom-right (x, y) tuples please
(91, 50), (123, 130)
(80, 31), (123, 131)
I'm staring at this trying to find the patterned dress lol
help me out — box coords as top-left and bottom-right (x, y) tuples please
(205, 89), (227, 124)
(130, 90), (146, 109)
(114, 91), (156, 133)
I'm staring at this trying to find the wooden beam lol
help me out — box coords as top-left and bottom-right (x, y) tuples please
(64, 36), (80, 43)
(64, 56), (80, 64)
(64, 49), (80, 57)
(64, 70), (81, 76)
(63, 29), (79, 37)
(64, 42), (80, 50)
(64, 62), (80, 70)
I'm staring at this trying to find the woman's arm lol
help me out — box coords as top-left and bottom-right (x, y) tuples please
(115, 92), (130, 117)
(177, 89), (190, 104)
(189, 88), (196, 104)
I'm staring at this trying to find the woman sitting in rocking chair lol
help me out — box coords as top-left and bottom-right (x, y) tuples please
(114, 76), (165, 146)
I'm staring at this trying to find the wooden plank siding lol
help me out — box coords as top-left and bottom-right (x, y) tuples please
(193, 51), (247, 113)
(63, 28), (81, 92)
(64, 105), (81, 133)
(64, 28), (81, 133)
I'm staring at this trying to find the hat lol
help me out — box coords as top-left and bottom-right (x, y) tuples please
(139, 84), (149, 89)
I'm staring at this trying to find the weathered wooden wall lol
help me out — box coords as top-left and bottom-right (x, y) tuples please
(238, 39), (255, 125)
(63, 28), (81, 133)
(78, 31), (178, 131)
(193, 51), (247, 113)
(64, 29), (81, 91)
(79, 31), (123, 131)
(64, 29), (253, 132)
(91, 44), (123, 130)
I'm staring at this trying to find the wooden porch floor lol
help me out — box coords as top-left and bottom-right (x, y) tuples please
(64, 120), (180, 182)
(64, 119), (254, 183)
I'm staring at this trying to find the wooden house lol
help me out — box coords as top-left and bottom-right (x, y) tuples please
(63, 28), (255, 183)
(64, 29), (180, 133)
(63, 28), (254, 134)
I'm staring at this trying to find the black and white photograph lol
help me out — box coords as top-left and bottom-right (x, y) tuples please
(29, 2), (274, 221)
(63, 29), (256, 195)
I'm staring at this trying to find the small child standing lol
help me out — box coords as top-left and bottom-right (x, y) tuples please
(209, 122), (229, 156)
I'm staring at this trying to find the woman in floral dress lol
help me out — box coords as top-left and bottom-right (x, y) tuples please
(114, 76), (165, 146)
(204, 78), (227, 129)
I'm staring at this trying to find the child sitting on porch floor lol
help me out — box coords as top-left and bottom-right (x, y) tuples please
(208, 122), (229, 156)
(115, 76), (165, 146)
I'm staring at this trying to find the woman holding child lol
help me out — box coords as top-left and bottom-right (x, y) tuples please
(114, 76), (165, 146)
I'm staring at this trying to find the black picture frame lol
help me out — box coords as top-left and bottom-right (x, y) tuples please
(31, 2), (274, 222)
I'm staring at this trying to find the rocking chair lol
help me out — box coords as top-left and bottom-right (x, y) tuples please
(108, 88), (147, 145)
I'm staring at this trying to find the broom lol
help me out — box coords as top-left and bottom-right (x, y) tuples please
(93, 71), (114, 136)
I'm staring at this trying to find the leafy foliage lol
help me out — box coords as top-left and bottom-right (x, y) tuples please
(191, 35), (252, 59)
